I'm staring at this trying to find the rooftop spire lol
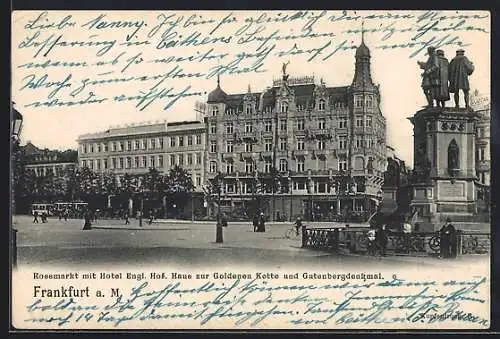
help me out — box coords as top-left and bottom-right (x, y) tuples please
(217, 74), (220, 87)
(361, 20), (365, 44)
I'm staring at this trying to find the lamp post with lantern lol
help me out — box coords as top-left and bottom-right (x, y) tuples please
(11, 103), (23, 269)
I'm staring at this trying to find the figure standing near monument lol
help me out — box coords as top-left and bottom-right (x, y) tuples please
(448, 49), (475, 109)
(436, 50), (450, 108)
(417, 46), (440, 108)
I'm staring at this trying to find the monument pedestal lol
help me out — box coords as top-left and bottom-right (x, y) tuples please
(409, 107), (479, 231)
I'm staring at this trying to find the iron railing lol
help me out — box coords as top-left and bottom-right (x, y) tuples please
(302, 228), (490, 256)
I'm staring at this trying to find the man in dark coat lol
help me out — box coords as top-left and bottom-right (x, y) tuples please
(440, 218), (457, 258)
(448, 50), (475, 108)
(258, 212), (266, 232)
(436, 50), (450, 107)
(375, 224), (388, 256)
(82, 209), (92, 230)
(252, 213), (259, 232)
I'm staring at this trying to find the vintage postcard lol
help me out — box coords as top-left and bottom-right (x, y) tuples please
(10, 10), (491, 330)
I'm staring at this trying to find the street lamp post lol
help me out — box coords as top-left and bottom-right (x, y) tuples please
(139, 187), (144, 227)
(11, 104), (23, 269)
(215, 172), (223, 243)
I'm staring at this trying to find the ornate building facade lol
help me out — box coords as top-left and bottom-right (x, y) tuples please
(204, 38), (387, 221)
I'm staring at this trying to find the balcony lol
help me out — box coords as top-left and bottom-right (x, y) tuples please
(221, 153), (237, 161)
(241, 132), (258, 142)
(291, 150), (309, 158)
(310, 128), (331, 138)
(312, 149), (328, 159)
(240, 152), (259, 160)
(261, 151), (273, 158)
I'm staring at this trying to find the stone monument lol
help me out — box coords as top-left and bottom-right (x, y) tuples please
(410, 48), (479, 231)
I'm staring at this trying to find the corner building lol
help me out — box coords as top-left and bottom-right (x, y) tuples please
(204, 39), (387, 221)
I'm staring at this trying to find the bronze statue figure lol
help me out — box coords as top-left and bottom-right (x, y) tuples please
(417, 46), (440, 108)
(436, 50), (450, 108)
(448, 49), (475, 109)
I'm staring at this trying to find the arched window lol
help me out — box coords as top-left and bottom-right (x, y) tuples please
(448, 139), (459, 170)
(212, 106), (219, 117)
(280, 102), (289, 113)
(318, 99), (326, 111)
(246, 105), (252, 114)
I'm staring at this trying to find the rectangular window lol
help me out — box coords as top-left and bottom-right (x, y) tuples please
(142, 156), (147, 168)
(125, 141), (131, 151)
(356, 137), (363, 148)
(126, 157), (131, 169)
(112, 158), (117, 169)
(279, 138), (287, 151)
(134, 140), (140, 150)
(90, 144), (94, 153)
(245, 161), (253, 173)
(264, 138), (272, 152)
(104, 143), (109, 152)
(366, 116), (372, 127)
(97, 144), (101, 153)
(150, 156), (155, 168)
(188, 135), (193, 146)
(210, 122), (217, 134)
(226, 122), (234, 134)
(170, 154), (176, 166)
(265, 120), (272, 132)
(245, 122), (253, 133)
(297, 119), (305, 130)
(245, 143), (253, 152)
(119, 157), (124, 169)
(82, 160), (87, 167)
(158, 155), (164, 167)
(297, 137), (305, 150)
(196, 174), (201, 187)
(196, 135), (202, 144)
(170, 137), (176, 147)
(210, 141), (217, 153)
(151, 139), (156, 150)
(318, 118), (326, 129)
(226, 140), (233, 153)
(210, 161), (217, 173)
(103, 159), (108, 169)
(141, 139), (146, 150)
(339, 158), (347, 171)
(179, 136), (184, 147)
(279, 159), (288, 172)
(297, 159), (305, 172)
(339, 118), (347, 129)
(187, 153), (193, 166)
(134, 157), (139, 168)
(318, 140), (325, 150)
(159, 138), (164, 149)
(119, 142), (124, 151)
(280, 119), (287, 131)
(264, 160), (272, 173)
(356, 116), (363, 128)
(178, 154), (184, 166)
(89, 161), (94, 169)
(339, 136), (347, 149)
(226, 163), (234, 173)
(196, 153), (202, 165)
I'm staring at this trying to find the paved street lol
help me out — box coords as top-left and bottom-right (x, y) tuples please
(13, 215), (489, 270)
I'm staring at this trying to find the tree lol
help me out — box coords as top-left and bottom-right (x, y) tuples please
(164, 165), (194, 214)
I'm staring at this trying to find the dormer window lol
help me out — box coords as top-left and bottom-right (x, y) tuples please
(318, 99), (326, 111)
(280, 102), (289, 113)
(212, 106), (219, 116)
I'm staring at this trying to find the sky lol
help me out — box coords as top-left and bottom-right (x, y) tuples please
(11, 10), (490, 166)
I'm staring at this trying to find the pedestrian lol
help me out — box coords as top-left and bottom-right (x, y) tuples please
(148, 209), (154, 225)
(58, 210), (62, 221)
(82, 209), (92, 230)
(376, 224), (388, 256)
(41, 212), (48, 223)
(367, 228), (377, 256)
(402, 219), (413, 253)
(294, 217), (303, 236)
(440, 218), (457, 259)
(64, 209), (68, 221)
(221, 212), (228, 228)
(258, 212), (266, 232)
(252, 213), (259, 232)
(33, 211), (39, 224)
(124, 210), (130, 225)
